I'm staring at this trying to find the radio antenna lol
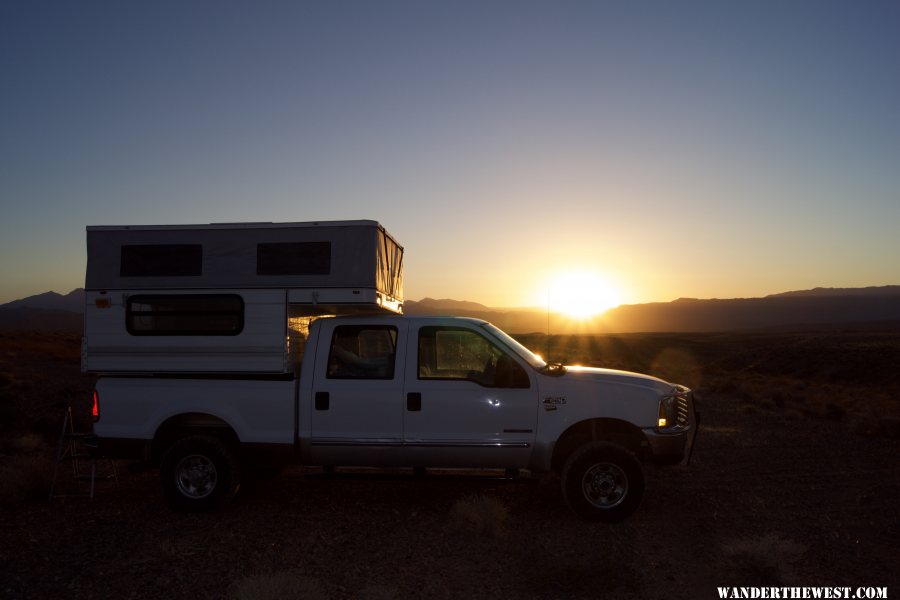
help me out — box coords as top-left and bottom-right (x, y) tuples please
(546, 288), (551, 360)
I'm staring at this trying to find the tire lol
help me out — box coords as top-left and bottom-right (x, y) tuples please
(160, 434), (241, 512)
(561, 442), (644, 522)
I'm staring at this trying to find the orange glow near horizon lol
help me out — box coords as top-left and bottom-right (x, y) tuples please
(544, 270), (624, 320)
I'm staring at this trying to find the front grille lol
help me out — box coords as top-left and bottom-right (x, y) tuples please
(676, 394), (690, 427)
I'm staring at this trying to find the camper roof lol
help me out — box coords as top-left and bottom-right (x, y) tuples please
(85, 219), (399, 243)
(84, 220), (404, 308)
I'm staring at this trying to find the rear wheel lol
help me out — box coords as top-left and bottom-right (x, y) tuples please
(161, 435), (240, 511)
(561, 442), (644, 522)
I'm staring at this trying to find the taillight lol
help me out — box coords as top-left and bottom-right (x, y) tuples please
(92, 389), (100, 422)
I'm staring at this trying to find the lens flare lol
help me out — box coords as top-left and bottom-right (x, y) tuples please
(547, 271), (623, 319)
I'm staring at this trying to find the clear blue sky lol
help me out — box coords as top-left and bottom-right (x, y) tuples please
(2, 0), (898, 307)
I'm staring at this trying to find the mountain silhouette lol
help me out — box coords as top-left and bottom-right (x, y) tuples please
(2, 286), (899, 333)
(600, 290), (900, 332)
(1, 289), (84, 312)
(404, 298), (495, 313)
(0, 289), (84, 331)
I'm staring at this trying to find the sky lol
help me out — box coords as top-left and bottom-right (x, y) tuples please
(1, 0), (898, 309)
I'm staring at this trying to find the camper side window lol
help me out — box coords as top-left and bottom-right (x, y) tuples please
(126, 295), (244, 336)
(257, 242), (331, 275)
(120, 244), (202, 277)
(327, 326), (397, 379)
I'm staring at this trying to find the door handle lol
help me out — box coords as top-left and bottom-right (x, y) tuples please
(315, 391), (329, 411)
(407, 392), (422, 412)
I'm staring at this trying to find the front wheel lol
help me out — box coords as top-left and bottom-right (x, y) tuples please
(561, 442), (644, 522)
(161, 435), (241, 511)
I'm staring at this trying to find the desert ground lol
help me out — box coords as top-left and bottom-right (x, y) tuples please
(1, 329), (898, 599)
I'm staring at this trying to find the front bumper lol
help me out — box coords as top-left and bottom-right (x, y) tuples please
(643, 423), (698, 465)
(643, 391), (700, 466)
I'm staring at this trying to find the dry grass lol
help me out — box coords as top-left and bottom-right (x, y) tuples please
(0, 431), (53, 509)
(851, 415), (900, 439)
(228, 571), (398, 600)
(0, 332), (90, 462)
(449, 493), (508, 537)
(523, 548), (641, 598)
(2, 328), (899, 599)
(229, 570), (325, 600)
(721, 533), (805, 585)
(517, 331), (900, 431)
(0, 432), (45, 454)
(0, 453), (53, 508)
(0, 370), (17, 387)
(1, 358), (85, 505)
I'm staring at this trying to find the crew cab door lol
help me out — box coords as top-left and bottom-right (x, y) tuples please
(403, 323), (537, 468)
(309, 320), (407, 466)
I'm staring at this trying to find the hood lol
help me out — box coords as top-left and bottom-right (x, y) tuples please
(561, 365), (675, 395)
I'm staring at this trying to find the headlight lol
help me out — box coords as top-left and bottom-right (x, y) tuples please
(658, 395), (676, 428)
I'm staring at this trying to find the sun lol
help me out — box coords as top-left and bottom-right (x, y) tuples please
(547, 270), (623, 320)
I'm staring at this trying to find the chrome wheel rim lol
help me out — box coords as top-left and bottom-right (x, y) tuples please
(582, 462), (628, 508)
(175, 454), (217, 499)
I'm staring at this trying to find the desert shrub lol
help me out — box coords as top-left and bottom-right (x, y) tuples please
(0, 454), (53, 508)
(0, 370), (17, 387)
(0, 432), (46, 454)
(525, 553), (640, 598)
(450, 494), (508, 537)
(730, 384), (756, 405)
(782, 409), (803, 420)
(357, 583), (401, 600)
(230, 570), (325, 600)
(823, 402), (847, 421)
(721, 533), (804, 585)
(705, 377), (738, 394)
(0, 371), (25, 429)
(876, 416), (900, 438)
(852, 415), (900, 439)
(770, 389), (804, 409)
(771, 391), (787, 408)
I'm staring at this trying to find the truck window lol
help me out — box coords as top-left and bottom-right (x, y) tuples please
(418, 327), (529, 388)
(327, 325), (397, 380)
(126, 295), (244, 336)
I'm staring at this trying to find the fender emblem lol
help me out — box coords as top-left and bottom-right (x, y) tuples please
(542, 396), (566, 411)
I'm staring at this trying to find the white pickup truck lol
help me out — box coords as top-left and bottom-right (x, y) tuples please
(92, 313), (698, 522)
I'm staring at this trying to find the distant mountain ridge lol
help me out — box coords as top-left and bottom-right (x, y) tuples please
(404, 298), (495, 313)
(2, 286), (899, 333)
(601, 292), (900, 333)
(766, 286), (900, 298)
(405, 287), (900, 333)
(0, 289), (84, 331)
(1, 289), (84, 312)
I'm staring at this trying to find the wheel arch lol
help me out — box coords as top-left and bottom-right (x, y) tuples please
(151, 412), (239, 465)
(550, 418), (648, 473)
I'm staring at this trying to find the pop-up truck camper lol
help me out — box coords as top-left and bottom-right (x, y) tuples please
(85, 220), (696, 521)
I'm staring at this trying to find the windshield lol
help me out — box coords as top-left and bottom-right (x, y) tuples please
(481, 323), (547, 369)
